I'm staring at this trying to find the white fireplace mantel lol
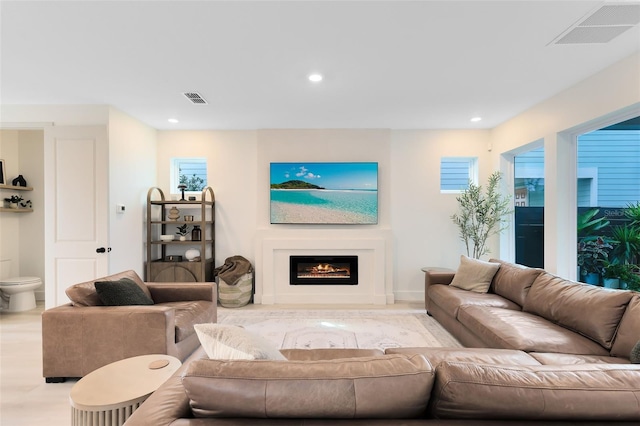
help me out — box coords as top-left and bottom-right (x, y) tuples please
(254, 230), (394, 305)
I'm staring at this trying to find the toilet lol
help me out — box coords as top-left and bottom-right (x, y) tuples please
(0, 276), (41, 312)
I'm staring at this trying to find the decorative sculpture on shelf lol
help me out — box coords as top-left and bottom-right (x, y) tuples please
(12, 175), (27, 187)
(178, 184), (187, 201)
(168, 206), (180, 220)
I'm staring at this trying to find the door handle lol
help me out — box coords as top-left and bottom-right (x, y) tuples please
(96, 247), (112, 253)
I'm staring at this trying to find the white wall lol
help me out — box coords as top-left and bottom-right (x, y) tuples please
(108, 108), (157, 276)
(390, 129), (492, 300)
(490, 52), (640, 278)
(155, 128), (492, 301)
(156, 130), (258, 268)
(0, 105), (109, 127)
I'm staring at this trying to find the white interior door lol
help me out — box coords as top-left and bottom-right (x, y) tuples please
(44, 126), (109, 308)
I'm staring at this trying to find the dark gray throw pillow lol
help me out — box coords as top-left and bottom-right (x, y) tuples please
(95, 278), (154, 306)
(631, 340), (640, 364)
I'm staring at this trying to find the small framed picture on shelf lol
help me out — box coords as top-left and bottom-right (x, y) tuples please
(0, 159), (5, 185)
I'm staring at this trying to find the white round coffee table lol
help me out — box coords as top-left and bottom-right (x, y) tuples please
(69, 354), (181, 426)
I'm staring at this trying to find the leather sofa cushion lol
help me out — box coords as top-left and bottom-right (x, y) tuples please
(458, 305), (609, 355)
(488, 259), (543, 307)
(281, 348), (385, 360)
(530, 352), (631, 365)
(385, 347), (540, 367)
(449, 255), (500, 293)
(429, 285), (520, 318)
(159, 300), (215, 342)
(182, 354), (434, 419)
(611, 295), (640, 358)
(65, 270), (151, 307)
(523, 273), (633, 349)
(430, 362), (640, 420)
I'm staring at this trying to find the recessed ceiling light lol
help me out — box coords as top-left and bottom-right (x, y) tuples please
(168, 118), (179, 123)
(308, 73), (323, 82)
(470, 117), (482, 122)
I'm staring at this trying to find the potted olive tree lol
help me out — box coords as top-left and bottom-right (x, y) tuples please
(451, 172), (512, 259)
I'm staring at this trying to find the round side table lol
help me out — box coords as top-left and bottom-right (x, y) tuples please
(69, 354), (181, 426)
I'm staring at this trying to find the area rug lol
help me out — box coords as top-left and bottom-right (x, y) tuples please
(217, 309), (462, 351)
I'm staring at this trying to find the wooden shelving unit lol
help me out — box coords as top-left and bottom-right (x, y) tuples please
(145, 187), (215, 282)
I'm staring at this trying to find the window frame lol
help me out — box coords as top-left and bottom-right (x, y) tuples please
(170, 157), (208, 194)
(440, 156), (479, 193)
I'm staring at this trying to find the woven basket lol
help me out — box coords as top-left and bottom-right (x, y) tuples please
(217, 272), (253, 308)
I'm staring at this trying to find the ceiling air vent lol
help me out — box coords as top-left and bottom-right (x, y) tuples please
(182, 92), (208, 105)
(551, 3), (640, 45)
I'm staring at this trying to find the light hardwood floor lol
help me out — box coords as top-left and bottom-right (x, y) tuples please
(1, 302), (76, 425)
(0, 300), (425, 426)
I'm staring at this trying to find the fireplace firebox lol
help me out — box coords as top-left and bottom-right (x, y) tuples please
(289, 255), (358, 285)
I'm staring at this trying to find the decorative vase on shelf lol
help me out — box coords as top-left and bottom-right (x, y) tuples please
(9, 203), (18, 209)
(185, 249), (200, 261)
(191, 225), (201, 241)
(168, 206), (180, 221)
(179, 235), (187, 241)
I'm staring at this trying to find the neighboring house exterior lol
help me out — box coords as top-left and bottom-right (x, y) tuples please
(515, 127), (640, 208)
(514, 123), (640, 269)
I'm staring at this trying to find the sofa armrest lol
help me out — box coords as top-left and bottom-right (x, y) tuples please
(146, 282), (216, 304)
(42, 304), (177, 378)
(123, 366), (192, 426)
(124, 347), (207, 426)
(424, 269), (455, 312)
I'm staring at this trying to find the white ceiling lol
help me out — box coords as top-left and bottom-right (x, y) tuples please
(1, 1), (639, 130)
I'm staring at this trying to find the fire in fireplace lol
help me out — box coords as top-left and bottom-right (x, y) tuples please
(289, 255), (358, 285)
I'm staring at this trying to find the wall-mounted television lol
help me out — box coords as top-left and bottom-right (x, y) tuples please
(270, 162), (378, 224)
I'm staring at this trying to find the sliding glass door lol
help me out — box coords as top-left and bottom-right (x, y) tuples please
(576, 116), (640, 289)
(514, 147), (544, 268)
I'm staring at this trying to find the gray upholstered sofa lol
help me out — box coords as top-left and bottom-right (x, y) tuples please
(42, 270), (216, 381)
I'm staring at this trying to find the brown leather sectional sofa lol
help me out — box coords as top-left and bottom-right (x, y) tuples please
(425, 259), (639, 363)
(124, 346), (640, 425)
(123, 260), (640, 424)
(42, 270), (216, 381)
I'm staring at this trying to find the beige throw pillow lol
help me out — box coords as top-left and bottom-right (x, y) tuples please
(194, 324), (287, 360)
(449, 255), (500, 293)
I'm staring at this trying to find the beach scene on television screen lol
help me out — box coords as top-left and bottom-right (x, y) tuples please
(270, 162), (378, 224)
